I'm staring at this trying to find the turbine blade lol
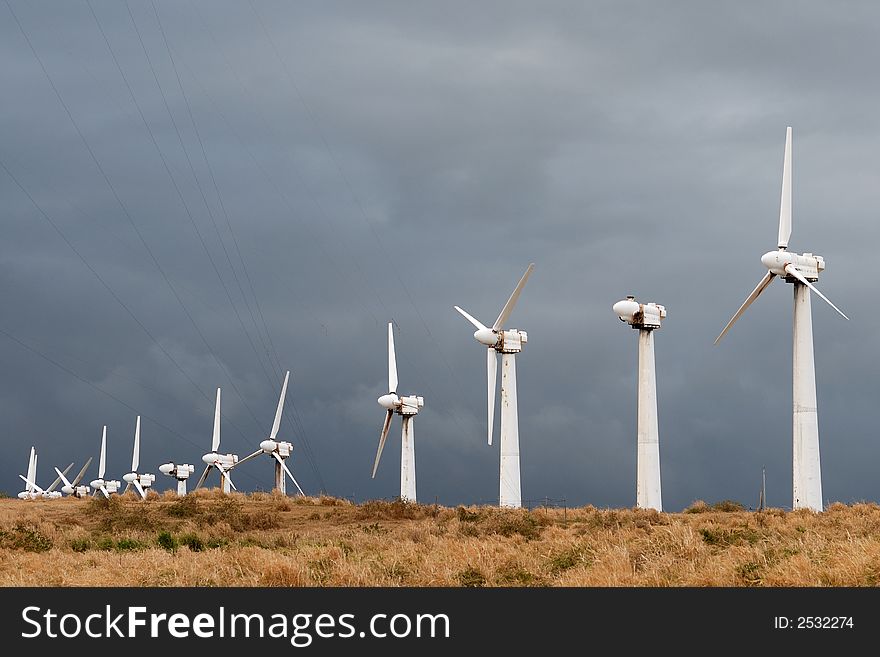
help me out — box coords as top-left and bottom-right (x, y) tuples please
(47, 463), (74, 492)
(19, 474), (43, 493)
(99, 426), (107, 479)
(387, 323), (398, 393)
(123, 482), (131, 494)
(133, 479), (146, 499)
(372, 409), (394, 478)
(225, 472), (237, 492)
(454, 306), (488, 331)
(492, 263), (535, 331)
(71, 457), (93, 487)
(100, 485), (110, 499)
(26, 446), (36, 492)
(778, 126), (792, 249)
(231, 449), (263, 469)
(274, 452), (305, 497)
(194, 465), (211, 490)
(714, 271), (776, 344)
(131, 416), (140, 472)
(270, 371), (290, 441)
(487, 348), (497, 446)
(212, 388), (221, 452)
(784, 264), (850, 320)
(54, 466), (73, 489)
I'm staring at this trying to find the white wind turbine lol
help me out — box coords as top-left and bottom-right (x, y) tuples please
(122, 416), (156, 499)
(194, 388), (239, 493)
(53, 457), (94, 497)
(372, 322), (424, 502)
(17, 447), (71, 500)
(613, 296), (667, 512)
(233, 371), (305, 497)
(715, 126), (848, 512)
(158, 461), (195, 495)
(454, 263), (534, 508)
(89, 426), (120, 498)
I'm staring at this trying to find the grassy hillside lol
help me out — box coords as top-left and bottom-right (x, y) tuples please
(2, 492), (880, 586)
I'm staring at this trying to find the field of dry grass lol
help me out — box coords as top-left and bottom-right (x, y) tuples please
(2, 492), (880, 586)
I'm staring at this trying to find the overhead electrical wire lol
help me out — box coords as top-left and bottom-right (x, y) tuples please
(150, 1), (327, 492)
(245, 1), (477, 438)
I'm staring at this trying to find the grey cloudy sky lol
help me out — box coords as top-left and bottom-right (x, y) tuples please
(1, 0), (878, 509)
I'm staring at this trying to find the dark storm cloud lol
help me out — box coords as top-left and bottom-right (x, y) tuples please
(1, 0), (879, 509)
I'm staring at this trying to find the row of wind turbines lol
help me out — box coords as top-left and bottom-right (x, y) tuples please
(16, 127), (845, 513)
(372, 127), (847, 513)
(18, 373), (305, 500)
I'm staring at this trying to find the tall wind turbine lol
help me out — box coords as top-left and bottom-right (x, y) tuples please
(195, 388), (239, 493)
(613, 296), (666, 511)
(89, 426), (120, 498)
(122, 416), (156, 499)
(715, 126), (848, 512)
(233, 371), (305, 497)
(454, 263), (534, 508)
(372, 322), (424, 502)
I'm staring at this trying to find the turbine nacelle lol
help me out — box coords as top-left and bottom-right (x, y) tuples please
(259, 439), (292, 457)
(202, 453), (238, 470)
(398, 395), (424, 416)
(89, 478), (119, 491)
(614, 296), (666, 330)
(159, 462), (195, 480)
(761, 250), (824, 280)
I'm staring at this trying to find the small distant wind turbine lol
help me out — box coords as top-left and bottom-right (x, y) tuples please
(372, 322), (424, 502)
(234, 371), (305, 497)
(454, 263), (534, 508)
(613, 296), (666, 512)
(122, 416), (155, 499)
(89, 426), (121, 498)
(54, 457), (94, 497)
(195, 388), (239, 493)
(158, 462), (195, 495)
(18, 447), (71, 499)
(714, 127), (849, 512)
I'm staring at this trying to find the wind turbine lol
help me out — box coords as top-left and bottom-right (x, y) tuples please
(233, 371), (305, 497)
(89, 426), (121, 498)
(372, 322), (424, 502)
(613, 296), (666, 512)
(454, 263), (534, 508)
(194, 388), (239, 493)
(53, 457), (94, 497)
(17, 447), (71, 499)
(122, 416), (156, 499)
(714, 126), (848, 512)
(158, 462), (195, 495)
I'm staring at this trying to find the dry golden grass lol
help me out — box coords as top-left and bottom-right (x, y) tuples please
(2, 493), (880, 586)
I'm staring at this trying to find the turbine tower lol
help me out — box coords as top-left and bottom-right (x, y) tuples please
(195, 388), (239, 493)
(715, 126), (848, 512)
(122, 416), (156, 499)
(372, 322), (424, 502)
(454, 263), (534, 508)
(89, 426), (120, 498)
(234, 371), (306, 497)
(613, 296), (666, 511)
